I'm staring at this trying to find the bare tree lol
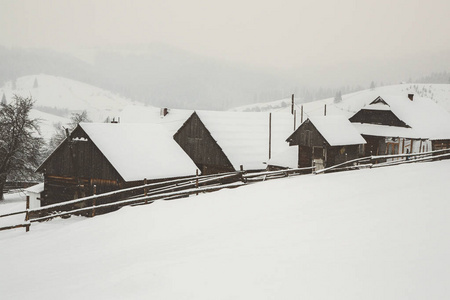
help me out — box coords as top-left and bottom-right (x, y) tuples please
(46, 110), (91, 156)
(0, 95), (44, 200)
(334, 91), (342, 103)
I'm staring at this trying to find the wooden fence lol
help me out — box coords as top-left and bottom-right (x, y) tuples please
(2, 181), (39, 194)
(1, 148), (449, 233)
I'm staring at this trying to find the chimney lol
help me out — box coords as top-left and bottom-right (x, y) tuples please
(408, 94), (414, 101)
(160, 108), (169, 117)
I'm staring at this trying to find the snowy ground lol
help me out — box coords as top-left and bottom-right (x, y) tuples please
(0, 191), (28, 230)
(1, 160), (450, 299)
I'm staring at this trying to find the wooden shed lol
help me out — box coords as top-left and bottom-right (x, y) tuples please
(24, 183), (44, 209)
(286, 116), (366, 169)
(37, 123), (198, 207)
(173, 111), (295, 174)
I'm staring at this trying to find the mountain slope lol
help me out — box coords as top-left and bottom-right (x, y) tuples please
(1, 160), (450, 299)
(1, 74), (142, 140)
(231, 83), (450, 116)
(1, 74), (137, 122)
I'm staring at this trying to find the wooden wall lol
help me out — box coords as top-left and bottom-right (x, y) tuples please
(349, 110), (409, 127)
(174, 112), (235, 174)
(287, 119), (327, 148)
(38, 126), (126, 206)
(432, 140), (450, 151)
(39, 127), (123, 181)
(326, 145), (360, 166)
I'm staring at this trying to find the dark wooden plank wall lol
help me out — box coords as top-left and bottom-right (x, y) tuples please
(289, 121), (327, 168)
(174, 112), (235, 174)
(287, 120), (327, 148)
(349, 110), (409, 127)
(432, 140), (450, 151)
(39, 127), (123, 181)
(39, 126), (127, 206)
(298, 145), (312, 167)
(326, 145), (360, 166)
(361, 135), (384, 156)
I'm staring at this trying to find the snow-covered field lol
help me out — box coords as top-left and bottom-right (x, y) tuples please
(1, 160), (450, 299)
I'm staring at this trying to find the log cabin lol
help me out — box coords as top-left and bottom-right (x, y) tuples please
(173, 111), (295, 174)
(36, 123), (198, 207)
(286, 116), (366, 170)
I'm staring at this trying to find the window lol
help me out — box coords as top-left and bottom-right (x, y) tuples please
(386, 142), (399, 155)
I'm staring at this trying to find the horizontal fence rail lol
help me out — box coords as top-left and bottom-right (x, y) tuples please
(1, 147), (449, 233)
(315, 148), (450, 174)
(29, 182), (245, 223)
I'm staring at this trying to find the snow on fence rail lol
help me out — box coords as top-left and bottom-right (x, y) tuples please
(315, 148), (450, 174)
(0, 172), (245, 233)
(1, 148), (449, 233)
(243, 166), (315, 181)
(20, 171), (241, 214)
(29, 182), (245, 223)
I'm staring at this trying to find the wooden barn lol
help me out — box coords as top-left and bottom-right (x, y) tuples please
(173, 111), (295, 174)
(37, 123), (198, 207)
(286, 116), (366, 169)
(349, 94), (450, 156)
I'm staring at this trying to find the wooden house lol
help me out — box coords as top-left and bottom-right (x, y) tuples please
(173, 111), (295, 174)
(286, 116), (366, 169)
(37, 123), (198, 207)
(349, 94), (450, 156)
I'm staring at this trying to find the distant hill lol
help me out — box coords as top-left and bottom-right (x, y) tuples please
(1, 46), (450, 110)
(0, 74), (141, 140)
(0, 46), (294, 110)
(1, 74), (138, 120)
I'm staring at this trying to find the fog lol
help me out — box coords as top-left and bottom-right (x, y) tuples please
(1, 0), (449, 109)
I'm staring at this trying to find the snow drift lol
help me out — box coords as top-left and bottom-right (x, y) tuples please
(1, 160), (450, 299)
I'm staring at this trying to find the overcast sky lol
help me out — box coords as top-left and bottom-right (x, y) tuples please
(1, 0), (450, 69)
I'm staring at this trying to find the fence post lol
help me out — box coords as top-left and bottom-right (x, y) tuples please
(92, 185), (97, 217)
(195, 169), (200, 195)
(144, 178), (148, 204)
(240, 165), (247, 183)
(25, 195), (30, 232)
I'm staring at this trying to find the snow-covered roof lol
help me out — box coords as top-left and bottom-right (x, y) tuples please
(119, 105), (194, 135)
(194, 111), (296, 170)
(352, 123), (422, 139)
(79, 123), (198, 181)
(363, 102), (391, 111)
(308, 116), (366, 146)
(268, 146), (298, 169)
(24, 183), (44, 194)
(359, 95), (450, 140)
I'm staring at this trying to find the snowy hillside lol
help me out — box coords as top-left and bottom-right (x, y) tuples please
(28, 109), (71, 141)
(1, 74), (138, 122)
(1, 160), (450, 299)
(231, 83), (450, 116)
(0, 74), (145, 141)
